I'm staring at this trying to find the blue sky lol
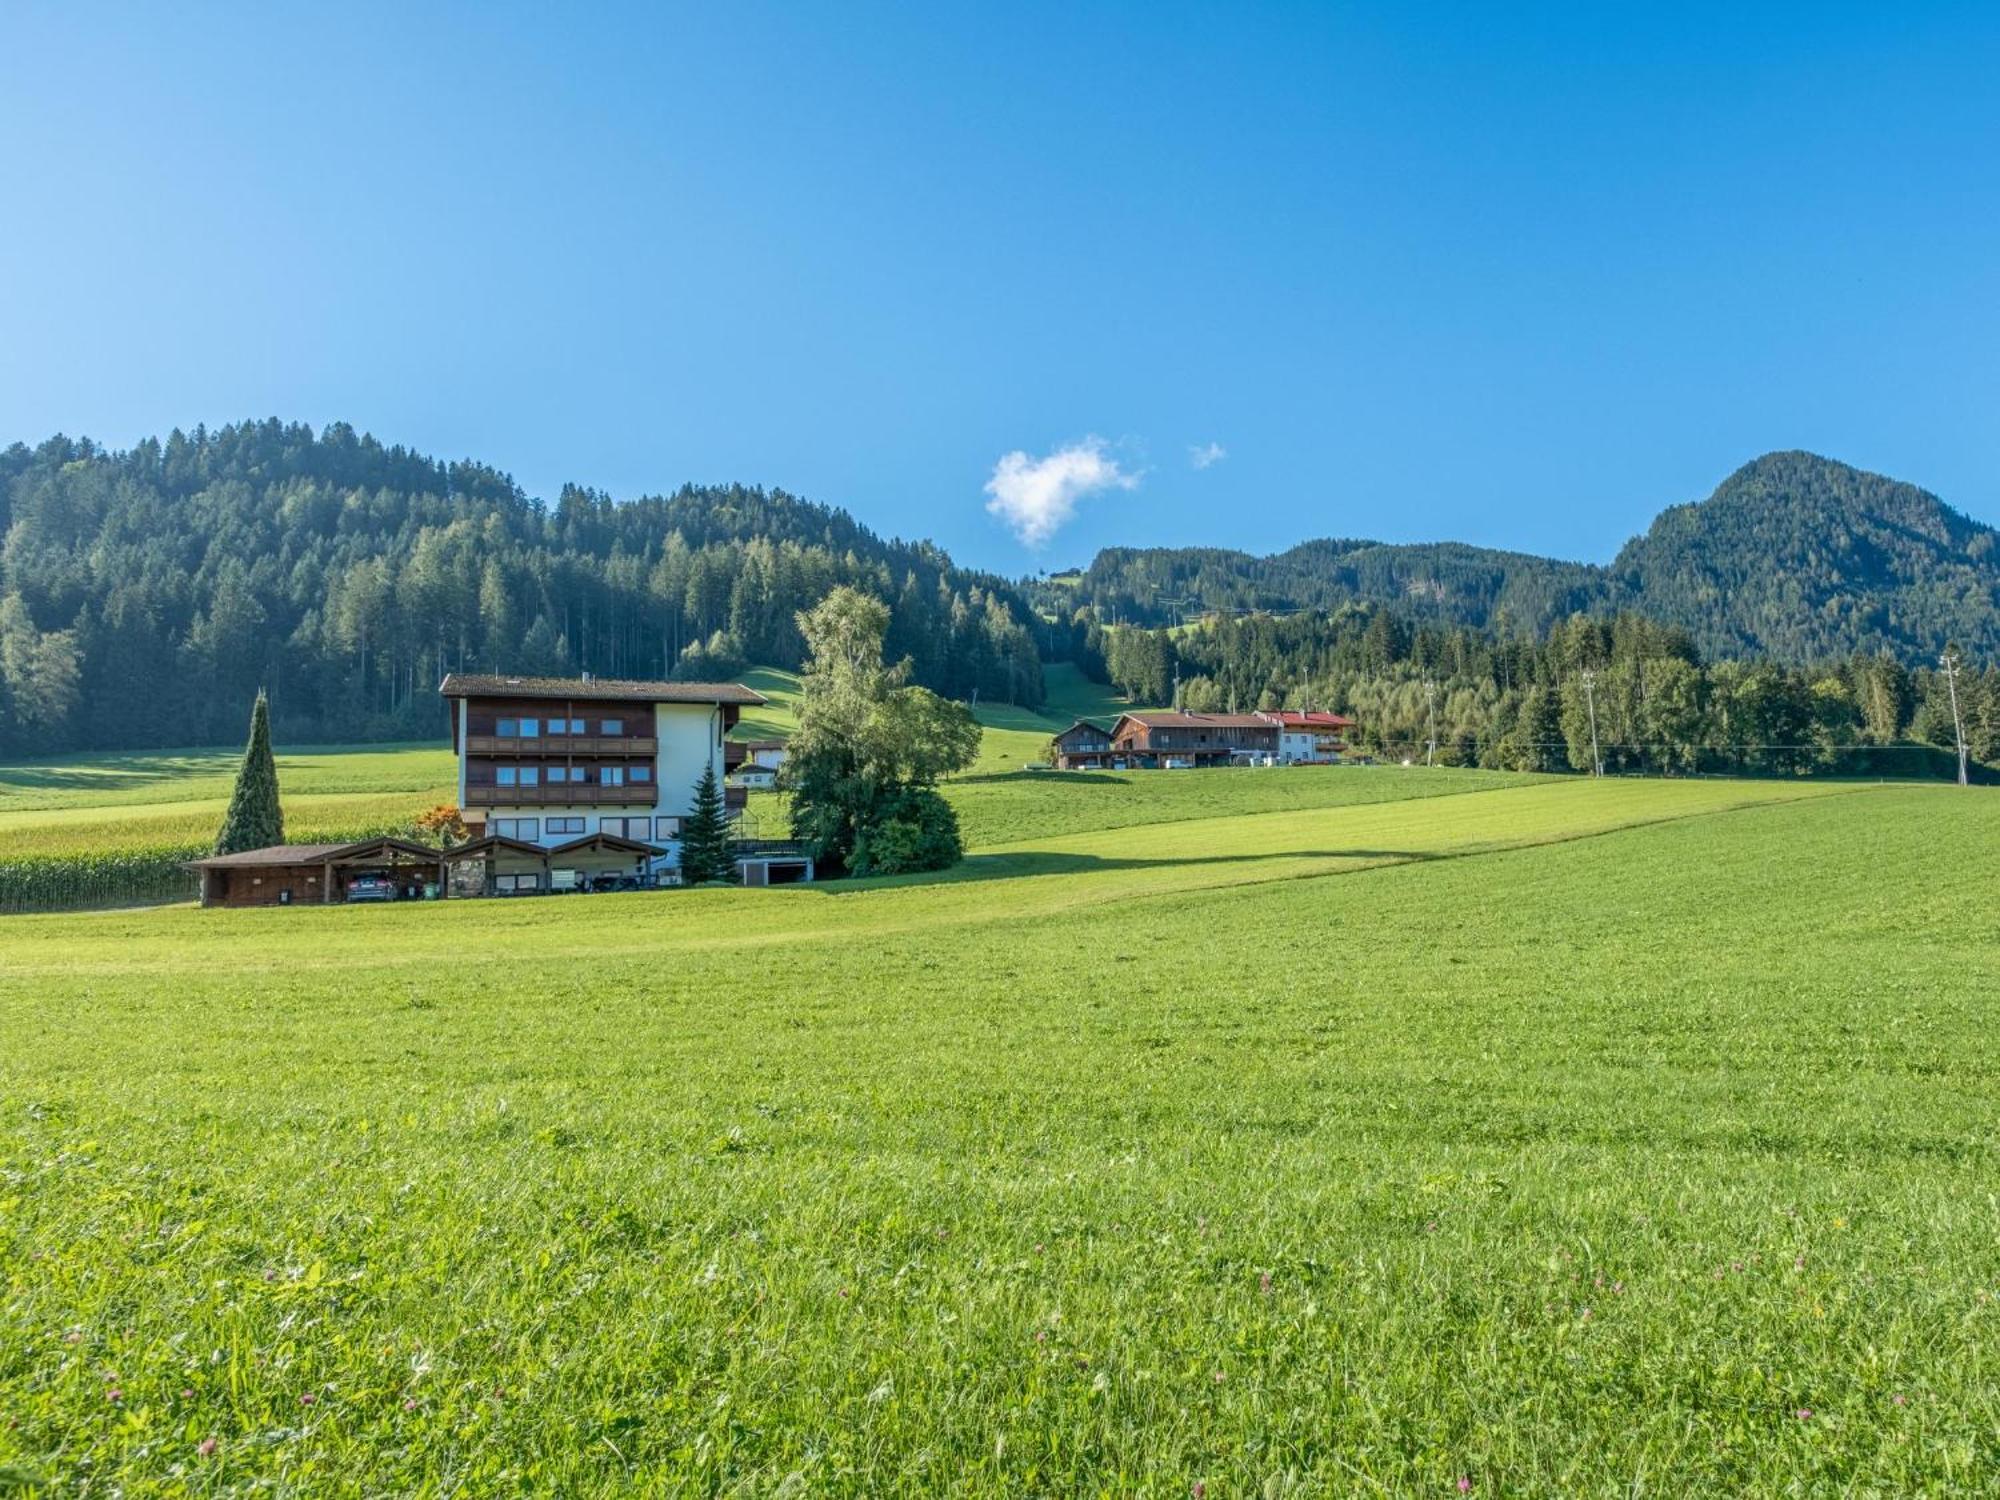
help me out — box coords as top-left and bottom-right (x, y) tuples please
(2, 3), (1997, 573)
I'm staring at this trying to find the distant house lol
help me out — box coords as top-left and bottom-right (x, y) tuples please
(728, 738), (788, 790)
(1050, 718), (1114, 770)
(1255, 709), (1357, 764)
(1108, 711), (1281, 768)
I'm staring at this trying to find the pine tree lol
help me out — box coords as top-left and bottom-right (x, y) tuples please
(214, 690), (285, 854)
(678, 763), (735, 885)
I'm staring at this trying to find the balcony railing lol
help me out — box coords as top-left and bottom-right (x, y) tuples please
(466, 734), (657, 756)
(465, 783), (661, 808)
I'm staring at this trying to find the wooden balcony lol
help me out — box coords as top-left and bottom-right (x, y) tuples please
(466, 734), (657, 756)
(465, 783), (660, 808)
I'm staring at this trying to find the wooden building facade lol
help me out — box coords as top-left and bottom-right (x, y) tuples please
(1108, 712), (1281, 768)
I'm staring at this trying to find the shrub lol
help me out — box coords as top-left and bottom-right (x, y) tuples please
(849, 787), (962, 876)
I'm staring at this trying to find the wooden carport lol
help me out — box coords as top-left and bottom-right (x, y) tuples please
(186, 837), (447, 907)
(546, 831), (665, 890)
(309, 837), (448, 903)
(441, 833), (550, 897)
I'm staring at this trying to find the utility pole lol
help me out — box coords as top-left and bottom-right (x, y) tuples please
(1581, 669), (1603, 777)
(1940, 650), (1969, 787)
(1423, 679), (1438, 767)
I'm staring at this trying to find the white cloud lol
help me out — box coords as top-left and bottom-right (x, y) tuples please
(983, 437), (1137, 547)
(1189, 441), (1227, 470)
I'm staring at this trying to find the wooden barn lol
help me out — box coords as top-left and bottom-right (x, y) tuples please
(1050, 718), (1115, 770)
(185, 838), (448, 907)
(1108, 711), (1281, 768)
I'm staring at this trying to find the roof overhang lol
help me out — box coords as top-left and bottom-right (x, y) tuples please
(548, 832), (666, 858)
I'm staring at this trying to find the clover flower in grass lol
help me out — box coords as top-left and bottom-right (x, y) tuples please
(1795, 1407), (1812, 1421)
(1457, 1478), (1473, 1493)
(198, 1437), (218, 1457)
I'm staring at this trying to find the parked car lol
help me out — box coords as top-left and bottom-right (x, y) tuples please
(345, 873), (397, 903)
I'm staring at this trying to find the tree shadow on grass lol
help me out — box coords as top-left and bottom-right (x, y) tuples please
(0, 754), (234, 795)
(808, 847), (1444, 891)
(948, 770), (1136, 787)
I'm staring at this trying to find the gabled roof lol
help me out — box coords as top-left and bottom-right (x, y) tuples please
(1259, 710), (1358, 729)
(184, 843), (351, 870)
(439, 673), (766, 706)
(1053, 718), (1112, 737)
(185, 836), (445, 870)
(548, 832), (666, 858)
(442, 834), (549, 861)
(1116, 711), (1276, 730)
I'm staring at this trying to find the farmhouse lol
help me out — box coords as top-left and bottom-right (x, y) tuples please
(439, 672), (766, 888)
(1256, 709), (1357, 764)
(1108, 711), (1281, 768)
(1050, 718), (1114, 770)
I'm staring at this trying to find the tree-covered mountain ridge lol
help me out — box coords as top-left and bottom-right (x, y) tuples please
(1046, 452), (2000, 662)
(0, 419), (1044, 754)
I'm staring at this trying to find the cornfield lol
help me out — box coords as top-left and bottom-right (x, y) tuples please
(0, 817), (421, 914)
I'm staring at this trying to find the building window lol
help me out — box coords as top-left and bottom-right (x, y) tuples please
(519, 767), (540, 787)
(569, 717), (586, 734)
(630, 765), (651, 783)
(519, 717), (540, 737)
(497, 767), (517, 787)
(656, 816), (682, 840)
(493, 817), (540, 841)
(495, 872), (541, 894)
(546, 817), (584, 835)
(547, 719), (567, 735)
(601, 766), (624, 787)
(547, 767), (572, 784)
(600, 718), (624, 735)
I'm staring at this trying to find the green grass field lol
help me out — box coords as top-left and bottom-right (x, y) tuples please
(3, 774), (1996, 1493)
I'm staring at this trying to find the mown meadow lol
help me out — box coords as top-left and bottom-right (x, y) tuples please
(2, 775), (1996, 1494)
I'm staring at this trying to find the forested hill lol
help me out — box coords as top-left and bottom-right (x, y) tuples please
(0, 420), (1043, 754)
(1037, 453), (2000, 662)
(1610, 451), (1999, 661)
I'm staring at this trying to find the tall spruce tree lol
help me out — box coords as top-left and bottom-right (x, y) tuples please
(678, 763), (735, 884)
(214, 690), (285, 854)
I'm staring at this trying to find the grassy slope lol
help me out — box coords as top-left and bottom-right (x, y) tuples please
(3, 778), (1996, 1493)
(0, 662), (1106, 863)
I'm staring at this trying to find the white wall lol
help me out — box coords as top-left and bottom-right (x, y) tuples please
(656, 702), (722, 816)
